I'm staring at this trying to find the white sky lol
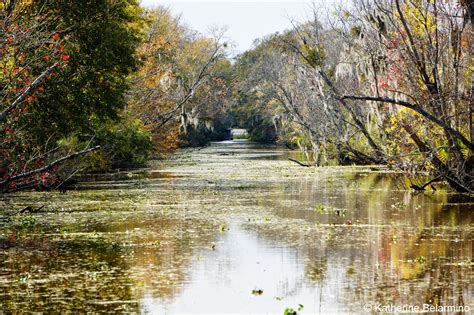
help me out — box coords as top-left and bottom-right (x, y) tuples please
(140, 0), (335, 54)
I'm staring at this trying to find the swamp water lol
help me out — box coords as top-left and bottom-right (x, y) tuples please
(0, 140), (473, 313)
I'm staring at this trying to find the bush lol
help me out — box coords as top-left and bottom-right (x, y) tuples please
(98, 115), (152, 169)
(56, 114), (152, 173)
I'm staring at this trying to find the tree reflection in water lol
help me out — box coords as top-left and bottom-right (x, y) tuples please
(0, 141), (472, 313)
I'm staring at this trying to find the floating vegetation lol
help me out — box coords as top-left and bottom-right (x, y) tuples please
(58, 226), (73, 235)
(251, 288), (263, 296)
(283, 308), (297, 315)
(13, 214), (37, 230)
(391, 201), (407, 209)
(18, 273), (31, 284)
(415, 256), (427, 264)
(346, 266), (356, 275)
(313, 204), (347, 216)
(283, 304), (304, 315)
(314, 205), (326, 214)
(0, 141), (472, 313)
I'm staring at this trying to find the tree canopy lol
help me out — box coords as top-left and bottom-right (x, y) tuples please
(1, 0), (472, 193)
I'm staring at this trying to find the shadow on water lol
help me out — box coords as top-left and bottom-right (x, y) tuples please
(0, 139), (472, 313)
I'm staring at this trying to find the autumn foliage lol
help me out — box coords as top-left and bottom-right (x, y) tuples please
(230, 0), (473, 191)
(1, 0), (472, 193)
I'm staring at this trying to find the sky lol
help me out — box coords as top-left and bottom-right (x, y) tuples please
(140, 0), (323, 54)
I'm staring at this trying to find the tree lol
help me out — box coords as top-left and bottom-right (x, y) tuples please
(229, 0), (472, 192)
(1, 1), (101, 192)
(24, 0), (142, 140)
(231, 30), (385, 164)
(338, 0), (473, 191)
(128, 8), (230, 152)
(0, 0), (146, 192)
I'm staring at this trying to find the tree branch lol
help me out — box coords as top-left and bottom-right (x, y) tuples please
(289, 158), (312, 167)
(0, 62), (59, 122)
(144, 44), (222, 129)
(341, 95), (474, 151)
(410, 175), (442, 191)
(0, 145), (100, 188)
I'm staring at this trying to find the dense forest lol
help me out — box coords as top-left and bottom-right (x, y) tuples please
(1, 0), (473, 193)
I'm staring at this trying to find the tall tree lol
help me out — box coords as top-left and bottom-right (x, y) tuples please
(25, 0), (141, 140)
(339, 0), (473, 191)
(128, 8), (230, 152)
(0, 0), (143, 192)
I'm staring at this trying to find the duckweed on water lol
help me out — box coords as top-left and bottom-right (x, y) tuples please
(0, 140), (472, 313)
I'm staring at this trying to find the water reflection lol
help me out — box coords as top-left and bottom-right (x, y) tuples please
(142, 221), (320, 313)
(0, 140), (472, 313)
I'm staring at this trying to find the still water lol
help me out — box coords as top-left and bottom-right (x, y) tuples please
(0, 140), (473, 313)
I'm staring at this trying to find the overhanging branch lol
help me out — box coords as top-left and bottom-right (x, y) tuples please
(0, 145), (100, 188)
(341, 95), (474, 151)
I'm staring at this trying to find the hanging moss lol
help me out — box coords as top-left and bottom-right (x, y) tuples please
(350, 26), (362, 38)
(301, 44), (326, 68)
